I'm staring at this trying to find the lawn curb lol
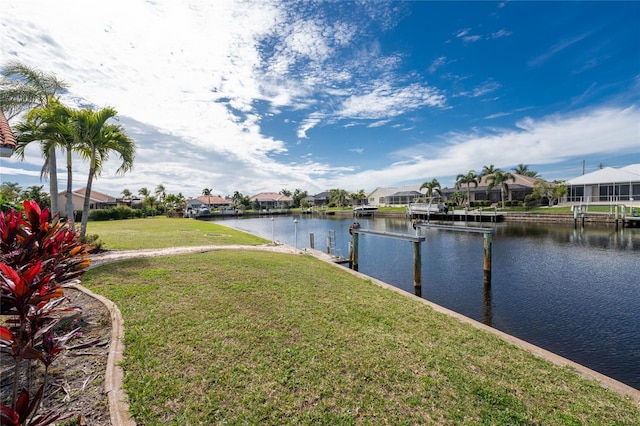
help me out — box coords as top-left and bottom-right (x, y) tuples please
(68, 283), (136, 426)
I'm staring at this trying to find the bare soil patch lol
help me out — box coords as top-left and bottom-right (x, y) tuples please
(0, 288), (112, 425)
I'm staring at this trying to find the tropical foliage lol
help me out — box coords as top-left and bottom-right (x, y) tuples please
(419, 178), (441, 199)
(0, 201), (99, 425)
(455, 170), (479, 208)
(512, 163), (539, 178)
(73, 106), (135, 237)
(531, 179), (568, 207)
(0, 62), (67, 214)
(14, 98), (77, 224)
(485, 170), (516, 209)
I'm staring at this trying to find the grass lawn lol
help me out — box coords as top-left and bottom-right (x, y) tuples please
(82, 218), (639, 424)
(86, 216), (268, 249)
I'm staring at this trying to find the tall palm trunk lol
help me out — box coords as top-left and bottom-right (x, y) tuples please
(80, 158), (97, 238)
(64, 144), (74, 227)
(48, 147), (59, 215)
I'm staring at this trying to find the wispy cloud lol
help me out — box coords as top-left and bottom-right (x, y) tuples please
(491, 29), (512, 39)
(458, 80), (501, 98)
(484, 112), (512, 120)
(428, 56), (447, 74)
(529, 33), (591, 67)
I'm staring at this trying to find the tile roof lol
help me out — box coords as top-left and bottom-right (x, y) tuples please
(192, 195), (231, 204)
(249, 192), (293, 202)
(0, 108), (16, 157)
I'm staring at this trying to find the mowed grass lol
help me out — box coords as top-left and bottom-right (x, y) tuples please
(83, 218), (639, 423)
(83, 247), (640, 425)
(86, 216), (268, 249)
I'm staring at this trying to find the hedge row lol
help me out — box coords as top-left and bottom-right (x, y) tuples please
(88, 206), (155, 221)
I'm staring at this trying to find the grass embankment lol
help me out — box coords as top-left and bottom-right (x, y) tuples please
(84, 218), (639, 424)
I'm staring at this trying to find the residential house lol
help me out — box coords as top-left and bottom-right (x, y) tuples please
(566, 164), (640, 204)
(0, 108), (16, 158)
(249, 192), (293, 210)
(367, 184), (424, 207)
(184, 195), (232, 215)
(441, 174), (537, 205)
(55, 188), (119, 216)
(310, 191), (331, 206)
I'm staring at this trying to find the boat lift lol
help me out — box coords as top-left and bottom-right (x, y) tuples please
(349, 223), (495, 297)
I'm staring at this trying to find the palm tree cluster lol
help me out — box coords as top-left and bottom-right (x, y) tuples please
(1, 61), (135, 237)
(421, 163), (540, 209)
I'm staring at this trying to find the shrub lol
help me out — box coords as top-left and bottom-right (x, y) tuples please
(0, 201), (98, 425)
(88, 206), (142, 221)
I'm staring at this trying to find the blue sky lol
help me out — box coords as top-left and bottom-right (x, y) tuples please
(1, 0), (638, 198)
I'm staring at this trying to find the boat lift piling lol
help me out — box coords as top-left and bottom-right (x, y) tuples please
(349, 223), (495, 297)
(349, 227), (426, 296)
(415, 223), (495, 287)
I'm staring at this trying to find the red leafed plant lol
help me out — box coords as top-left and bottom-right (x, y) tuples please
(0, 200), (96, 425)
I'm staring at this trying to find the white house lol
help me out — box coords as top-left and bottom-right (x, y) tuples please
(566, 164), (640, 204)
(367, 184), (425, 207)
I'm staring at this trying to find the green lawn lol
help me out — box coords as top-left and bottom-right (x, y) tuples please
(86, 216), (268, 249)
(82, 218), (639, 424)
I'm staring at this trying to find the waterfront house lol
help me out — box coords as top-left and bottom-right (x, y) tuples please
(249, 192), (293, 210)
(184, 195), (232, 216)
(311, 191), (331, 206)
(566, 164), (640, 204)
(441, 174), (537, 205)
(367, 184), (424, 207)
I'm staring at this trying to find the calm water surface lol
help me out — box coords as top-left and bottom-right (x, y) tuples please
(216, 215), (640, 390)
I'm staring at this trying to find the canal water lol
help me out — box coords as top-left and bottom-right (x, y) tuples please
(215, 215), (640, 390)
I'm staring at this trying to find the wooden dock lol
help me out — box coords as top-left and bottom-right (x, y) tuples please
(407, 209), (504, 223)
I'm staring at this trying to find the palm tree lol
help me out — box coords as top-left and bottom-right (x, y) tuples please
(155, 184), (167, 214)
(121, 188), (132, 199)
(419, 178), (442, 199)
(14, 98), (78, 224)
(202, 188), (212, 209)
(74, 106), (135, 237)
(512, 163), (539, 178)
(329, 188), (348, 207)
(0, 62), (67, 214)
(455, 170), (479, 208)
(480, 164), (499, 183)
(486, 170), (516, 209)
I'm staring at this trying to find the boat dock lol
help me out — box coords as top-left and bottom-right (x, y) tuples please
(407, 208), (504, 223)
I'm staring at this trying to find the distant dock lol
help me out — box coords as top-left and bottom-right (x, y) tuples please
(407, 209), (504, 223)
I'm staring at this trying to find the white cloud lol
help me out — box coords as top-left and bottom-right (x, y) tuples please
(338, 82), (445, 120)
(332, 105), (640, 189)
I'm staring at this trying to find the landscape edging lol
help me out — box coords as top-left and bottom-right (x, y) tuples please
(68, 283), (136, 426)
